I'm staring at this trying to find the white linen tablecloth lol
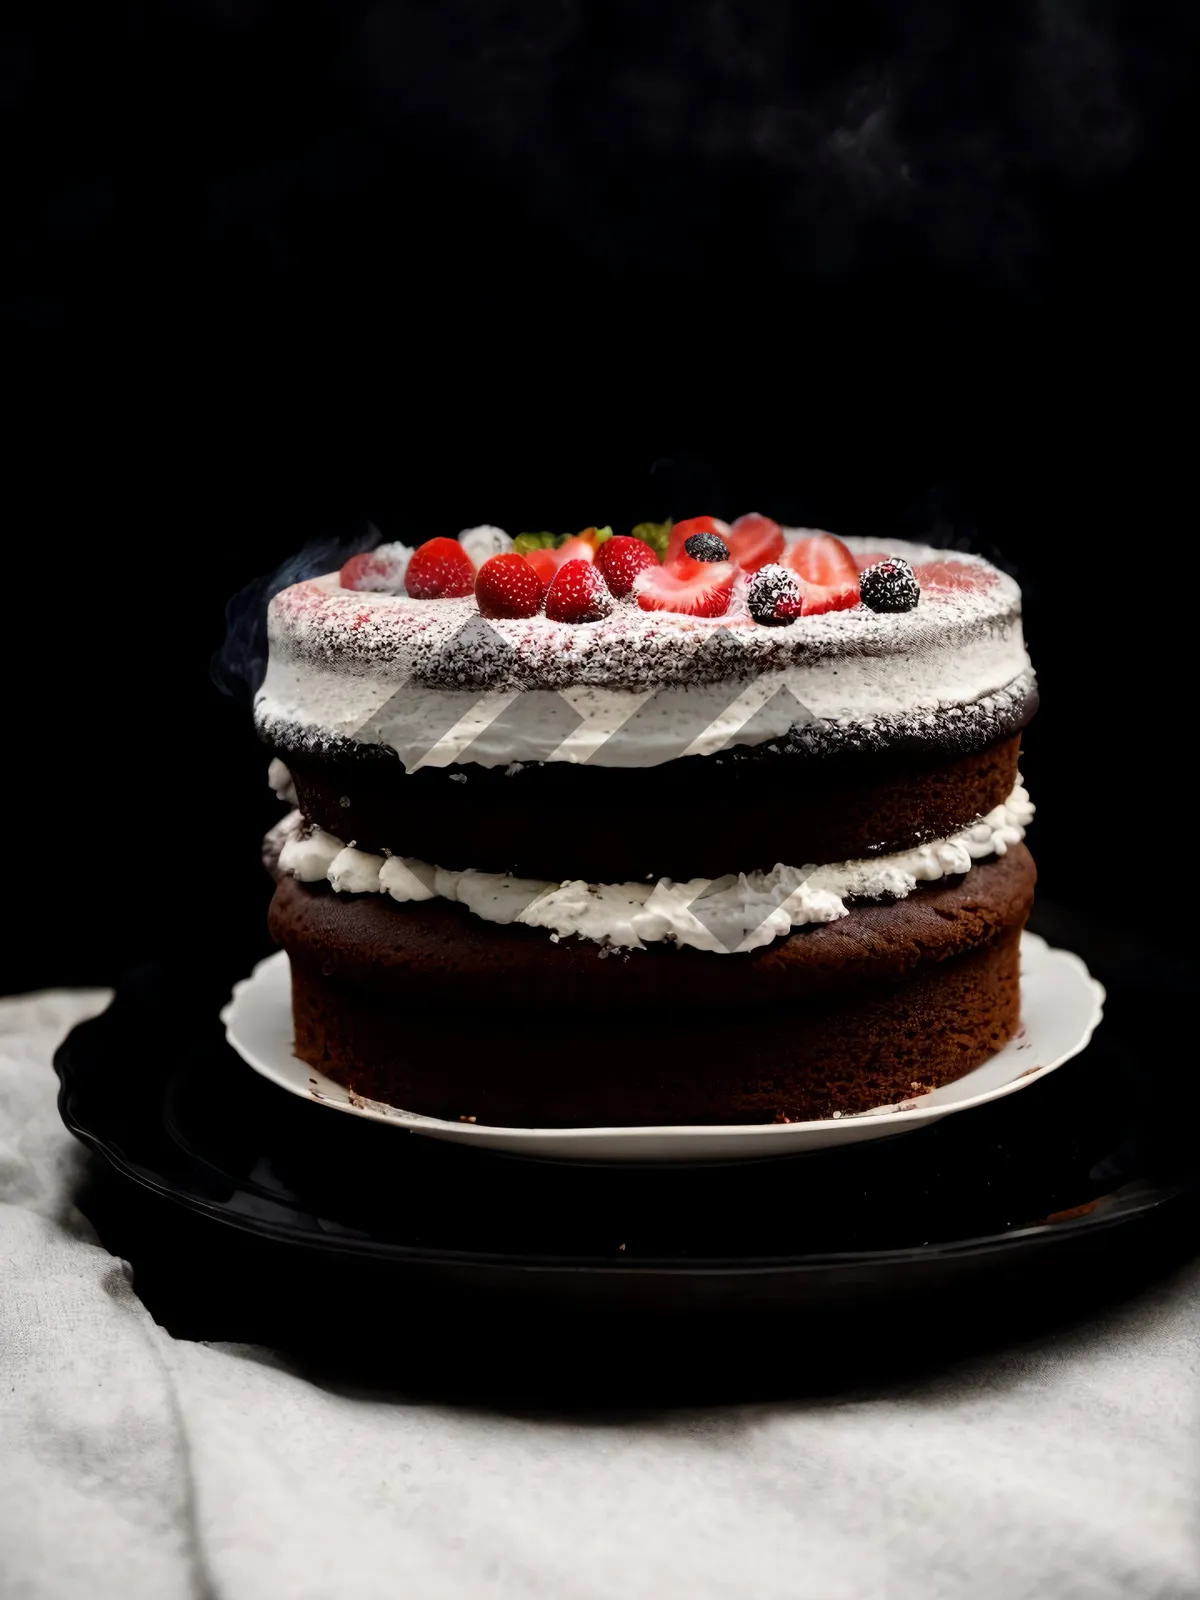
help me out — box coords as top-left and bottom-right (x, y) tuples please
(2, 988), (1197, 1600)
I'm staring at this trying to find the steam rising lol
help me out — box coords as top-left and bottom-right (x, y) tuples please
(211, 526), (379, 702)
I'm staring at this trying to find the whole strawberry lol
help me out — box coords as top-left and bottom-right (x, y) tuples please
(474, 553), (544, 619)
(595, 535), (659, 598)
(545, 559), (615, 624)
(405, 537), (476, 599)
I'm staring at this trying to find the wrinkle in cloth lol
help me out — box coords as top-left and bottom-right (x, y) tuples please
(1, 989), (1197, 1600)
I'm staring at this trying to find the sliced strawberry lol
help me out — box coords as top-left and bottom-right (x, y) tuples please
(852, 550), (890, 573)
(595, 535), (659, 597)
(554, 535), (596, 567)
(405, 537), (477, 599)
(725, 513), (785, 574)
(524, 547), (559, 594)
(784, 533), (860, 614)
(339, 542), (412, 593)
(664, 515), (732, 566)
(340, 550), (390, 590)
(544, 559), (614, 624)
(912, 559), (997, 593)
(474, 552), (543, 619)
(634, 555), (736, 618)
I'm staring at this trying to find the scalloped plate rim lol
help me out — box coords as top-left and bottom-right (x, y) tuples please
(221, 932), (1104, 1162)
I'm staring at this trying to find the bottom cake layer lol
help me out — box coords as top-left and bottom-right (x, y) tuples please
(271, 846), (1035, 1127)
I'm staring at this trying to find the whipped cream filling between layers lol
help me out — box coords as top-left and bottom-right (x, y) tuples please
(256, 537), (1033, 771)
(270, 781), (1033, 956)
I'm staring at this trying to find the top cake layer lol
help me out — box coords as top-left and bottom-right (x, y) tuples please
(256, 534), (1031, 772)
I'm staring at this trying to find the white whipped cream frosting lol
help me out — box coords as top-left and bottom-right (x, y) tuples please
(272, 781), (1033, 956)
(256, 536), (1033, 771)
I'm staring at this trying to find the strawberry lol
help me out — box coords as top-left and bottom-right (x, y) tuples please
(554, 535), (596, 566)
(474, 552), (543, 618)
(340, 550), (391, 590)
(912, 559), (996, 593)
(338, 543), (411, 593)
(665, 515), (731, 566)
(725, 512), (785, 574)
(634, 554), (736, 618)
(405, 537), (477, 599)
(784, 533), (860, 615)
(524, 546), (559, 594)
(595, 534), (659, 597)
(544, 559), (614, 623)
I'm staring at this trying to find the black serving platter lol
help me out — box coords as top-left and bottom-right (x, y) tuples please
(55, 909), (1198, 1396)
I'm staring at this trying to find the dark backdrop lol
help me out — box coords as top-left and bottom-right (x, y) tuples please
(4, 1), (1194, 994)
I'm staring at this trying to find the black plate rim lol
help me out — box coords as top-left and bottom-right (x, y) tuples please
(56, 1039), (1196, 1278)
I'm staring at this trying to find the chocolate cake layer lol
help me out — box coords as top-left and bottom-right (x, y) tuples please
(271, 846), (1034, 1126)
(283, 733), (1025, 884)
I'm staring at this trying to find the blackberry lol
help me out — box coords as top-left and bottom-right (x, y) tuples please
(683, 531), (730, 562)
(748, 562), (803, 625)
(859, 556), (920, 613)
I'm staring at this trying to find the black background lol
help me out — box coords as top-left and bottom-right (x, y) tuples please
(4, 1), (1195, 994)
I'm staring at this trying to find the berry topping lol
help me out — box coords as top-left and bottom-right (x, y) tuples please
(683, 531), (730, 562)
(665, 515), (731, 565)
(784, 533), (860, 615)
(554, 535), (596, 566)
(912, 558), (996, 593)
(405, 537), (477, 599)
(634, 554), (736, 617)
(474, 552), (544, 618)
(725, 513), (785, 574)
(458, 525), (512, 566)
(595, 534), (659, 597)
(747, 563), (805, 626)
(523, 546), (559, 594)
(338, 542), (412, 593)
(859, 555), (921, 613)
(544, 559), (615, 623)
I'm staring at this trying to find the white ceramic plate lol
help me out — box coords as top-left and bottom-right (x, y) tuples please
(222, 933), (1103, 1163)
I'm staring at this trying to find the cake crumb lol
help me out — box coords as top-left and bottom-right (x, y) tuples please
(458, 1114), (477, 1123)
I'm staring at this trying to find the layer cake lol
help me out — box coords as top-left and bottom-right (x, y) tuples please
(256, 518), (1037, 1126)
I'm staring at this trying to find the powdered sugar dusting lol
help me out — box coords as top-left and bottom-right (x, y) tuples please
(255, 536), (1033, 769)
